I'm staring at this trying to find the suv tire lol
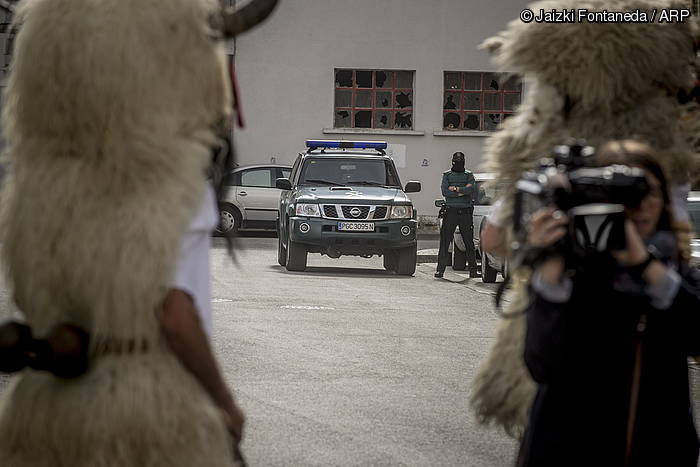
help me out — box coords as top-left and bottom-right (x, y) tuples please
(481, 245), (497, 283)
(383, 250), (397, 271)
(395, 244), (416, 276)
(285, 233), (307, 272)
(452, 242), (467, 270)
(277, 236), (287, 266)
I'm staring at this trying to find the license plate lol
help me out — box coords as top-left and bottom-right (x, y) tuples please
(337, 222), (374, 232)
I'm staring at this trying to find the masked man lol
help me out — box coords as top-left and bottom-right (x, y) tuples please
(435, 152), (478, 278)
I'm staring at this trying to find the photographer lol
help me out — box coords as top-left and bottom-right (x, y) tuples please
(435, 152), (478, 278)
(517, 141), (700, 467)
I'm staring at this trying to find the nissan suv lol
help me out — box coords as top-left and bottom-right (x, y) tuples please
(276, 140), (421, 275)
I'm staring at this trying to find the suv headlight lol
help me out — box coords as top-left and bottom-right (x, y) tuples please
(390, 205), (413, 219)
(296, 203), (321, 217)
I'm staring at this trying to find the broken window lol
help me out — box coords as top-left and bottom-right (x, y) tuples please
(443, 71), (521, 131)
(333, 68), (415, 130)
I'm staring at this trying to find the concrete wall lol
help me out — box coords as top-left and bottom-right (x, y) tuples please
(233, 0), (530, 220)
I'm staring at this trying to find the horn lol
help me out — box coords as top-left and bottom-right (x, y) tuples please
(222, 0), (278, 37)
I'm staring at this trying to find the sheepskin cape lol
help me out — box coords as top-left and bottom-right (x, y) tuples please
(0, 0), (236, 465)
(470, 0), (699, 437)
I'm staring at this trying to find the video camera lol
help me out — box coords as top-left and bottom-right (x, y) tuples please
(512, 142), (649, 267)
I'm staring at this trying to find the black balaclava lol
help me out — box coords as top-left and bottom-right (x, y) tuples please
(451, 152), (465, 172)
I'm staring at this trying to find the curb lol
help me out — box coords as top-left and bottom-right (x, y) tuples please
(417, 248), (438, 264)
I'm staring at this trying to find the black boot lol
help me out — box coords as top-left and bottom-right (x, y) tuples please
(434, 270), (444, 278)
(469, 268), (479, 279)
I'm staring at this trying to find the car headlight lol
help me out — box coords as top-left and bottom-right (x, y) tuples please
(390, 205), (413, 219)
(295, 203), (321, 217)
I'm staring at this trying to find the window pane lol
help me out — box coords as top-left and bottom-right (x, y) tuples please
(375, 70), (390, 88)
(395, 91), (412, 109)
(355, 110), (372, 128)
(463, 113), (480, 130)
(356, 90), (372, 108)
(444, 92), (460, 110)
(335, 110), (351, 127)
(463, 72), (481, 90)
(395, 71), (413, 88)
(484, 113), (502, 130)
(443, 112), (461, 130)
(281, 169), (291, 178)
(335, 89), (351, 108)
(394, 111), (412, 129)
(376, 91), (392, 108)
(241, 169), (272, 188)
(462, 93), (481, 111)
(504, 93), (521, 111)
(445, 72), (461, 90)
(375, 110), (391, 129)
(356, 70), (372, 88)
(483, 72), (502, 91)
(335, 69), (353, 87)
(484, 93), (502, 111)
(503, 75), (522, 91)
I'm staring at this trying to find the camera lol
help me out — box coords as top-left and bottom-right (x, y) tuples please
(512, 142), (649, 267)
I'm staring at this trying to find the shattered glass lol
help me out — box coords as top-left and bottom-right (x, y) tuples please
(395, 91), (412, 109)
(395, 71), (413, 89)
(375, 111), (391, 129)
(335, 69), (353, 88)
(356, 90), (372, 108)
(462, 93), (481, 111)
(356, 70), (372, 88)
(463, 72), (481, 90)
(484, 113), (502, 130)
(376, 91), (392, 108)
(463, 113), (480, 130)
(504, 93), (521, 111)
(355, 110), (372, 128)
(444, 72), (461, 90)
(375, 71), (390, 88)
(335, 89), (352, 108)
(444, 92), (460, 110)
(443, 112), (461, 130)
(394, 112), (412, 129)
(484, 93), (501, 111)
(335, 110), (351, 128)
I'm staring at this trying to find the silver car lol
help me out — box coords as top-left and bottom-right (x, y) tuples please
(217, 164), (292, 233)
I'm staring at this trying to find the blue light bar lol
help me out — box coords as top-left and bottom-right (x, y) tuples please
(305, 140), (387, 150)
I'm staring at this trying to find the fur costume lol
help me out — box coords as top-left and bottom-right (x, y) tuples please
(0, 0), (275, 465)
(470, 0), (700, 437)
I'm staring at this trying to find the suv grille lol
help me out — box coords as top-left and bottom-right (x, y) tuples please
(373, 206), (388, 219)
(341, 206), (370, 219)
(323, 205), (338, 218)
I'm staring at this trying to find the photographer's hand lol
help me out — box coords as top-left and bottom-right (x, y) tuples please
(528, 207), (569, 284)
(612, 220), (667, 286)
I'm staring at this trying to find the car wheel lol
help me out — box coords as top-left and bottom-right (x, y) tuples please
(481, 245), (498, 283)
(277, 235), (287, 266)
(217, 205), (241, 235)
(383, 250), (397, 271)
(395, 244), (416, 276)
(285, 228), (307, 272)
(452, 242), (467, 270)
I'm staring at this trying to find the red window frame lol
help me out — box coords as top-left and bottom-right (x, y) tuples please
(334, 69), (414, 130)
(442, 71), (522, 132)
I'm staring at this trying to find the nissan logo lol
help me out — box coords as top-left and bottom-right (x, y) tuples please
(350, 207), (361, 218)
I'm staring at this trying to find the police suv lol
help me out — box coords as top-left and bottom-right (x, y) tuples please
(276, 140), (421, 274)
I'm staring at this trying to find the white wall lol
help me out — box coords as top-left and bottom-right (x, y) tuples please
(234, 0), (529, 216)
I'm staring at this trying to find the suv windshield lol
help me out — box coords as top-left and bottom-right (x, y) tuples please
(299, 158), (400, 187)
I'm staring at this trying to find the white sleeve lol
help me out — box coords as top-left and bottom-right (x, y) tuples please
(171, 187), (219, 336)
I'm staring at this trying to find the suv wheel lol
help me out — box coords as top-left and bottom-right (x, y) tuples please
(217, 205), (241, 235)
(452, 242), (467, 270)
(395, 244), (416, 276)
(277, 235), (287, 266)
(285, 229), (307, 272)
(480, 245), (497, 283)
(383, 250), (397, 271)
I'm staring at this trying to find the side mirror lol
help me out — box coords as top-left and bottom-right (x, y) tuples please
(404, 181), (421, 193)
(276, 178), (292, 190)
(434, 199), (445, 207)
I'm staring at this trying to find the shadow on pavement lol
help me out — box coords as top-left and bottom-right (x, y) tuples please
(269, 265), (415, 279)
